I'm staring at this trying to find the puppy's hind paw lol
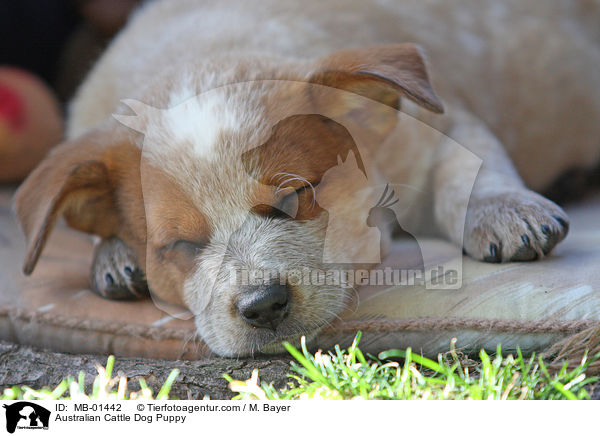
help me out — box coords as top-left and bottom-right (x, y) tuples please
(91, 237), (149, 300)
(463, 191), (569, 263)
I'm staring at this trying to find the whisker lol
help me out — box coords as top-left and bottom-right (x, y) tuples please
(375, 184), (389, 207)
(381, 187), (395, 207)
(272, 172), (317, 207)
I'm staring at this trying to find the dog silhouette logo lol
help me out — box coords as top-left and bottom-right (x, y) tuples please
(3, 402), (50, 433)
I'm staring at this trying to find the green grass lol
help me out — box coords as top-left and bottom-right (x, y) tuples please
(2, 332), (598, 400)
(228, 333), (599, 400)
(0, 356), (180, 400)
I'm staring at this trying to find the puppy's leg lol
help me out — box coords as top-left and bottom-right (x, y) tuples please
(433, 111), (569, 262)
(90, 237), (149, 299)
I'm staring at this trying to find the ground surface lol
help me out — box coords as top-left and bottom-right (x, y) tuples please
(0, 341), (292, 399)
(2, 340), (599, 400)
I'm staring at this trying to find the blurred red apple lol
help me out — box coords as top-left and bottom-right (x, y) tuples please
(0, 67), (63, 183)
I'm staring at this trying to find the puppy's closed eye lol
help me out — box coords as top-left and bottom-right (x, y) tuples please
(160, 239), (206, 271)
(168, 239), (206, 256)
(253, 184), (321, 220)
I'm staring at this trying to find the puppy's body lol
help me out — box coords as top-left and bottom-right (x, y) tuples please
(70, 0), (600, 187)
(69, 0), (600, 251)
(14, 0), (600, 356)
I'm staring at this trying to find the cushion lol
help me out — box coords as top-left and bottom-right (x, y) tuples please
(1, 187), (599, 359)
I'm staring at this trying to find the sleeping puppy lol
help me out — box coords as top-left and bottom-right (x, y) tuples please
(13, 0), (600, 356)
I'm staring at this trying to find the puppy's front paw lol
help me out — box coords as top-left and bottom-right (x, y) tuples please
(463, 191), (569, 263)
(91, 237), (149, 300)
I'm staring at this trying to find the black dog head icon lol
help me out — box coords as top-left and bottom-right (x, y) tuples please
(3, 402), (50, 434)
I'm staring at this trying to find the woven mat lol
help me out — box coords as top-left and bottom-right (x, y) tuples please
(1, 187), (599, 359)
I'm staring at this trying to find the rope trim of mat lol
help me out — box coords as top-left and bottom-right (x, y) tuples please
(320, 318), (597, 335)
(2, 305), (599, 374)
(1, 305), (595, 340)
(0, 306), (195, 341)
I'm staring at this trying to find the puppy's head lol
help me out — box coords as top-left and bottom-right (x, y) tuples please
(14, 43), (442, 356)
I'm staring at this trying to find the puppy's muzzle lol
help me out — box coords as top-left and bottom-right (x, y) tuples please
(237, 282), (290, 330)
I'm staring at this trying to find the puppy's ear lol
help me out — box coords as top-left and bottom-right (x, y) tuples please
(310, 43), (443, 114)
(13, 127), (128, 275)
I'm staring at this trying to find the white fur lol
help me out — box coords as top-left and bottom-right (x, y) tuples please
(164, 92), (238, 159)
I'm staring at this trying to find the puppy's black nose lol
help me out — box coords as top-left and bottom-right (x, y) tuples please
(237, 283), (289, 330)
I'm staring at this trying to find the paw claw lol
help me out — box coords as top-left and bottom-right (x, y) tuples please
(553, 215), (570, 233)
(542, 231), (561, 255)
(105, 273), (115, 286)
(483, 242), (502, 263)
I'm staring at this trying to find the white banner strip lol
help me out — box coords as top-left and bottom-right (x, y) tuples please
(1, 400), (598, 434)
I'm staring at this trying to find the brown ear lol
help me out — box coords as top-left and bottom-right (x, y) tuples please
(309, 43), (444, 115)
(13, 128), (124, 275)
